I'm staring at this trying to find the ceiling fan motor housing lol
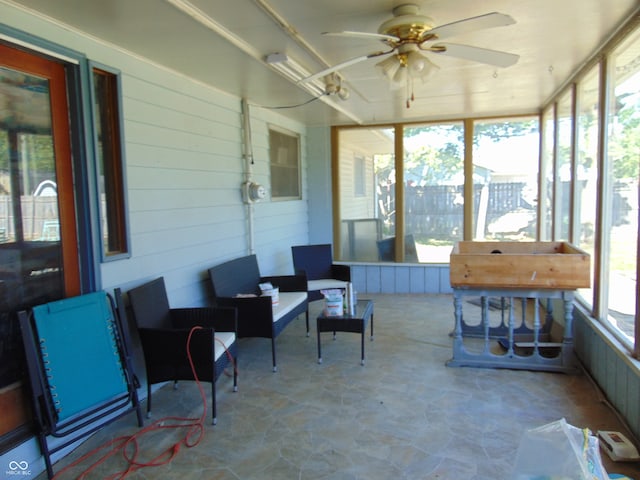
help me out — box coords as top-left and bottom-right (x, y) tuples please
(378, 4), (434, 43)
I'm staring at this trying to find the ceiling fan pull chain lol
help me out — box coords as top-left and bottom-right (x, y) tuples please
(406, 75), (414, 108)
(406, 75), (410, 108)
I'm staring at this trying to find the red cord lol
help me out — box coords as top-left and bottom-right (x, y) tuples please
(51, 325), (234, 479)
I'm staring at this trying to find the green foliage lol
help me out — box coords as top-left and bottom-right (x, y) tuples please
(399, 121), (540, 185)
(404, 144), (462, 185)
(0, 130), (8, 171)
(610, 103), (640, 181)
(473, 119), (538, 144)
(373, 153), (394, 185)
(400, 124), (464, 185)
(0, 130), (55, 173)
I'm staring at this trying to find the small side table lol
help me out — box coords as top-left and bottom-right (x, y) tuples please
(316, 300), (374, 365)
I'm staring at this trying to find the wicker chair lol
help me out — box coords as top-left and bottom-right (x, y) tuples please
(208, 254), (308, 372)
(291, 244), (351, 302)
(118, 277), (237, 425)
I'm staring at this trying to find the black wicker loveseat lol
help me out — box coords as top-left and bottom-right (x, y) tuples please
(208, 254), (309, 372)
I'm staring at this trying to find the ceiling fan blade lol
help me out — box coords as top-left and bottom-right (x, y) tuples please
(431, 43), (519, 68)
(322, 31), (399, 42)
(299, 50), (393, 84)
(428, 12), (515, 40)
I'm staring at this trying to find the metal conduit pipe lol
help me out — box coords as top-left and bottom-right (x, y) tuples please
(241, 98), (256, 254)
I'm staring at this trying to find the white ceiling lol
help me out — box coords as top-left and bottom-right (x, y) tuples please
(6, 0), (639, 126)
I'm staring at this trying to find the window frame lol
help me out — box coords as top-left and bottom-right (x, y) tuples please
(88, 61), (131, 261)
(597, 28), (640, 353)
(554, 88), (575, 242)
(539, 104), (556, 241)
(573, 64), (600, 312)
(269, 125), (301, 201)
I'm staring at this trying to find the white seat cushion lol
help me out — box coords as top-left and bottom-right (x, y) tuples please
(308, 279), (348, 292)
(273, 291), (307, 322)
(214, 331), (236, 361)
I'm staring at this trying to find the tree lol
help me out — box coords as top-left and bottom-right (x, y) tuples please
(471, 119), (538, 144)
(402, 124), (463, 185)
(610, 103), (640, 181)
(405, 143), (462, 185)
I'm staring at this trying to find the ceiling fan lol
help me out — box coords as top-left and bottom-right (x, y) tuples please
(301, 4), (520, 107)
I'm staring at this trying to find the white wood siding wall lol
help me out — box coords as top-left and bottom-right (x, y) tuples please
(113, 76), (309, 306)
(2, 2), (309, 308)
(306, 126), (333, 244)
(338, 144), (376, 221)
(111, 74), (309, 305)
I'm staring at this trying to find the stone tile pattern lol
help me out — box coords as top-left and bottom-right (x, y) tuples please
(37, 294), (640, 479)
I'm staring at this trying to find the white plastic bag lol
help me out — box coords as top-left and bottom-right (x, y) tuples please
(512, 418), (608, 480)
(321, 288), (344, 316)
(259, 282), (279, 305)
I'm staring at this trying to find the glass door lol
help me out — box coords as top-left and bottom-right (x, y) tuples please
(0, 43), (80, 449)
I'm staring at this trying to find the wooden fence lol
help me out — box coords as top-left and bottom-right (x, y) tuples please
(0, 196), (59, 242)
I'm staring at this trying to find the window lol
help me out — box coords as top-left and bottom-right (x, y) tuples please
(539, 18), (640, 352)
(269, 127), (300, 199)
(403, 122), (464, 262)
(92, 65), (129, 258)
(602, 28), (640, 346)
(337, 128), (393, 262)
(472, 117), (539, 242)
(336, 123), (465, 263)
(575, 65), (600, 305)
(555, 90), (574, 241)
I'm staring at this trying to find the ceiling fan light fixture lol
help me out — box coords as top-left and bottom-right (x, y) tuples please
(411, 54), (439, 80)
(390, 63), (408, 90)
(407, 50), (426, 73)
(375, 55), (401, 80)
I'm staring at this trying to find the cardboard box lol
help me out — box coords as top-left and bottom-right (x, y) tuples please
(450, 241), (590, 289)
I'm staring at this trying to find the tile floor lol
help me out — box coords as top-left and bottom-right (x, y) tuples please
(37, 294), (640, 479)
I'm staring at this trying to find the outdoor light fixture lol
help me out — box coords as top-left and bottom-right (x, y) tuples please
(323, 72), (350, 100)
(265, 52), (325, 97)
(166, 0), (363, 123)
(265, 53), (349, 100)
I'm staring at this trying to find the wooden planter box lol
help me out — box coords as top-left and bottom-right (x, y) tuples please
(450, 241), (590, 289)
